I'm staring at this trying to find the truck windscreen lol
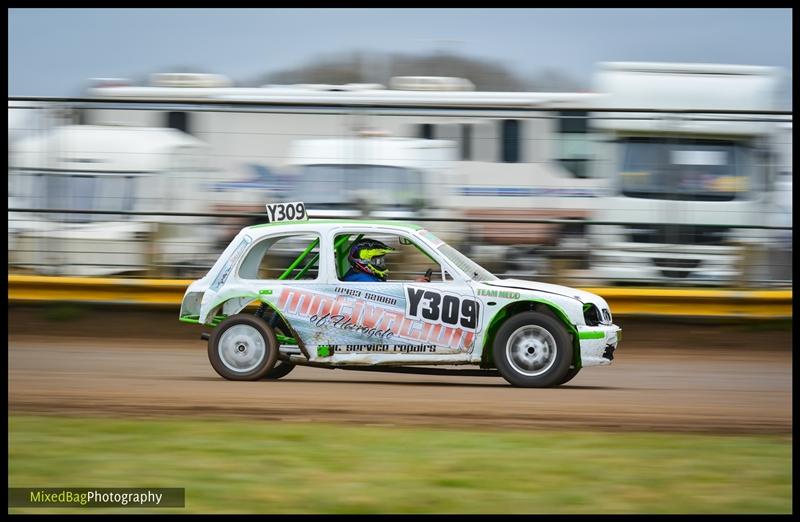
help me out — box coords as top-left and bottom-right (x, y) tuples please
(294, 165), (423, 208)
(618, 138), (752, 202)
(39, 173), (137, 222)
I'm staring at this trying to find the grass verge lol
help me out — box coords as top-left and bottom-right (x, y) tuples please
(8, 414), (791, 514)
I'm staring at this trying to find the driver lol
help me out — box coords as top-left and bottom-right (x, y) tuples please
(342, 238), (430, 283)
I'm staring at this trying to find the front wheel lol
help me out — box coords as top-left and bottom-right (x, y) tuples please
(556, 366), (581, 386)
(208, 314), (278, 381)
(493, 311), (573, 388)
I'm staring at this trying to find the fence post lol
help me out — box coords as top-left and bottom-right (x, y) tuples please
(144, 221), (160, 278)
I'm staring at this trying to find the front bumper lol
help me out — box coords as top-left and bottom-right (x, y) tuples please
(577, 324), (621, 368)
(592, 244), (740, 285)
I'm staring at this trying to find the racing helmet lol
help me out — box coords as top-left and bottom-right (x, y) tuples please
(348, 238), (395, 281)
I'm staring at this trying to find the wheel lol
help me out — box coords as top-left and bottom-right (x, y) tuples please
(556, 366), (581, 386)
(257, 312), (296, 380)
(493, 311), (573, 388)
(208, 314), (278, 381)
(263, 360), (296, 380)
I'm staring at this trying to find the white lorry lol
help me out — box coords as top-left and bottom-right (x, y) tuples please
(586, 62), (789, 285)
(285, 135), (459, 219)
(8, 124), (219, 276)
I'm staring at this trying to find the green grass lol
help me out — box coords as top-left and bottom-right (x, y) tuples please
(8, 415), (792, 514)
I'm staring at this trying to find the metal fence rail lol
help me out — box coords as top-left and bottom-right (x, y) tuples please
(8, 274), (792, 319)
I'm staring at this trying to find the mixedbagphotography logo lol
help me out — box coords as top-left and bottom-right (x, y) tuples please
(8, 488), (185, 508)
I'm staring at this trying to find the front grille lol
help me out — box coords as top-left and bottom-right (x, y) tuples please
(653, 258), (701, 269)
(627, 225), (729, 246)
(653, 258), (703, 279)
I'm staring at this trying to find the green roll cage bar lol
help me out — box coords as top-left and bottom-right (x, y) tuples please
(277, 231), (440, 282)
(277, 233), (365, 281)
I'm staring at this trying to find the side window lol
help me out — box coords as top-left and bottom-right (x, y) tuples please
(166, 111), (191, 135)
(461, 124), (472, 160)
(556, 111), (595, 179)
(418, 123), (434, 140)
(334, 233), (451, 282)
(238, 233), (320, 280)
(500, 119), (522, 163)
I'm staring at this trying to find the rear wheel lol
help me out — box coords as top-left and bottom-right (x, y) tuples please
(258, 310), (297, 380)
(493, 311), (572, 388)
(208, 314), (278, 381)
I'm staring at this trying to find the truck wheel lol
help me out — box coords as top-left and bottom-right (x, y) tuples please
(493, 311), (572, 388)
(208, 314), (278, 381)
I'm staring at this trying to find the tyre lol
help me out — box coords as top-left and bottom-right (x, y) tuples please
(263, 360), (296, 380)
(493, 311), (573, 388)
(258, 313), (296, 380)
(208, 314), (278, 381)
(556, 366), (581, 386)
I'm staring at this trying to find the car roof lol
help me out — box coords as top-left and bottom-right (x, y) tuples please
(243, 219), (423, 237)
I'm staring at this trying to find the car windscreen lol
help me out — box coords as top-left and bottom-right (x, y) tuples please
(419, 230), (498, 282)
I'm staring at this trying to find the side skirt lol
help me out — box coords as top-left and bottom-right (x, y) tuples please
(276, 356), (500, 377)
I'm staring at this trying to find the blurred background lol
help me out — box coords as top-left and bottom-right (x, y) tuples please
(7, 8), (792, 287)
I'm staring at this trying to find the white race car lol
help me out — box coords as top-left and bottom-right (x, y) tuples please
(180, 202), (621, 387)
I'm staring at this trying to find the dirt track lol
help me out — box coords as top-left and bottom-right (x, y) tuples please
(8, 309), (792, 435)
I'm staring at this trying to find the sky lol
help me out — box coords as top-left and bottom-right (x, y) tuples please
(8, 8), (793, 98)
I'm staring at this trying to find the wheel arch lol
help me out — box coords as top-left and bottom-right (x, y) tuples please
(209, 295), (309, 359)
(479, 300), (581, 370)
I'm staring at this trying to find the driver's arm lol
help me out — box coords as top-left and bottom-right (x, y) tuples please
(414, 268), (433, 282)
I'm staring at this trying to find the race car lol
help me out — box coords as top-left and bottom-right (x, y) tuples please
(180, 202), (620, 387)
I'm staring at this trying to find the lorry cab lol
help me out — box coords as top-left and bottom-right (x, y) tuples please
(284, 134), (465, 245)
(8, 124), (218, 276)
(587, 62), (787, 285)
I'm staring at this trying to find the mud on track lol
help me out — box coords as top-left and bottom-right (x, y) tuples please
(7, 306), (791, 435)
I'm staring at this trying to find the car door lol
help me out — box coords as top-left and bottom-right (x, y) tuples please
(320, 227), (480, 357)
(228, 230), (330, 352)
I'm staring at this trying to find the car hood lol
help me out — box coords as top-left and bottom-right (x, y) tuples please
(483, 279), (604, 306)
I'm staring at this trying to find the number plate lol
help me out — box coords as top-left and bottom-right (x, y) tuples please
(265, 202), (308, 223)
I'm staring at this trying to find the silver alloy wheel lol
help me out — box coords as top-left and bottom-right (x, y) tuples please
(505, 325), (558, 377)
(218, 324), (266, 373)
